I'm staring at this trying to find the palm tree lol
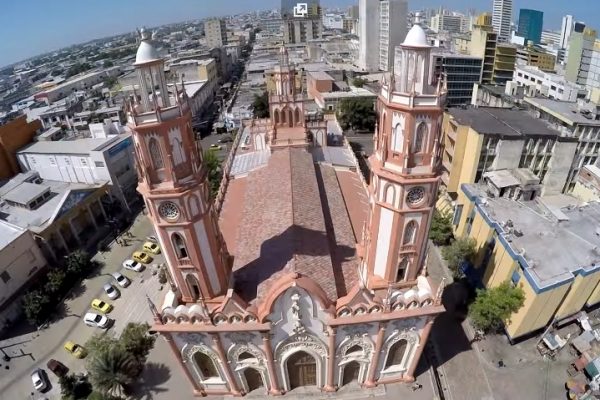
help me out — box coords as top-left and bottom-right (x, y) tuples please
(89, 348), (138, 397)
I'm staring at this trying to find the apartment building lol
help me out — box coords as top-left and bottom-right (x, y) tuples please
(432, 52), (483, 106)
(513, 65), (579, 101)
(205, 18), (227, 48)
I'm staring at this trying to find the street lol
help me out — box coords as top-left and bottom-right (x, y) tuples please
(0, 214), (163, 400)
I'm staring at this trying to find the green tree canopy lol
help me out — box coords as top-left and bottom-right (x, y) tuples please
(66, 250), (90, 276)
(469, 281), (525, 332)
(45, 269), (67, 294)
(429, 210), (454, 246)
(352, 77), (367, 88)
(23, 290), (50, 325)
(88, 348), (137, 398)
(441, 237), (477, 278)
(336, 97), (376, 132)
(203, 150), (222, 198)
(251, 91), (269, 118)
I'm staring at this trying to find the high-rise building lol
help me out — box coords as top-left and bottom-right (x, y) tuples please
(517, 9), (543, 44)
(205, 18), (227, 48)
(560, 15), (574, 49)
(430, 12), (464, 34)
(565, 24), (598, 88)
(282, 0), (323, 43)
(492, 0), (513, 43)
(470, 14), (516, 84)
(432, 53), (483, 106)
(358, 0), (408, 71)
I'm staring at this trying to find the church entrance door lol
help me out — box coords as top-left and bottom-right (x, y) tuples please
(287, 351), (317, 389)
(243, 368), (264, 392)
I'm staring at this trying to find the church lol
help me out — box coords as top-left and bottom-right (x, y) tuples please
(127, 20), (447, 397)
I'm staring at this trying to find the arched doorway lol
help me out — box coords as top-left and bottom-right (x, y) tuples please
(193, 352), (219, 380)
(342, 361), (361, 386)
(287, 351), (317, 389)
(243, 368), (264, 392)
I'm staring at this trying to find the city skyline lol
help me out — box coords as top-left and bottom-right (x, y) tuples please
(0, 0), (594, 67)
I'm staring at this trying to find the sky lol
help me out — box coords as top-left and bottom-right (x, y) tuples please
(0, 0), (596, 67)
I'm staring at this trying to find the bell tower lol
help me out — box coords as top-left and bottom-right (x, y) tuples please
(127, 29), (230, 302)
(270, 46), (304, 129)
(360, 18), (447, 290)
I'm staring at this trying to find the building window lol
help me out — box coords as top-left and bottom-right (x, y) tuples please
(148, 138), (164, 169)
(385, 339), (407, 369)
(95, 161), (105, 167)
(452, 205), (463, 225)
(0, 271), (10, 283)
(412, 122), (427, 153)
(172, 233), (188, 259)
(193, 352), (219, 379)
(403, 221), (418, 245)
(397, 258), (409, 281)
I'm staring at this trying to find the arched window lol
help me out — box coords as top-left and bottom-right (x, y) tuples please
(186, 274), (201, 299)
(193, 352), (219, 379)
(172, 138), (185, 165)
(412, 122), (428, 153)
(347, 345), (363, 354)
(295, 108), (301, 125)
(274, 109), (280, 124)
(403, 221), (418, 245)
(172, 233), (188, 259)
(385, 339), (408, 369)
(397, 257), (409, 281)
(149, 138), (164, 169)
(281, 109), (287, 124)
(392, 123), (403, 152)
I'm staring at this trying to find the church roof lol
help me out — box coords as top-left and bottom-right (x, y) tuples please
(221, 147), (364, 305)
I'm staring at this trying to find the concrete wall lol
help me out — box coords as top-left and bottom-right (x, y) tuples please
(491, 139), (523, 170)
(543, 141), (578, 195)
(0, 226), (47, 308)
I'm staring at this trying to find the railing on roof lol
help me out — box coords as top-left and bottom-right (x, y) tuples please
(213, 124), (244, 214)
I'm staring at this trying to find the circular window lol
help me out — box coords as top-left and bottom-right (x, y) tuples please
(158, 201), (180, 220)
(406, 187), (426, 206)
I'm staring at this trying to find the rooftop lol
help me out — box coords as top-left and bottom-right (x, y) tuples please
(448, 107), (572, 139)
(0, 223), (26, 251)
(463, 183), (600, 291)
(524, 97), (600, 126)
(18, 137), (114, 155)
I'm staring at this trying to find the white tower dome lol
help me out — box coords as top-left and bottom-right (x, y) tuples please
(135, 28), (161, 65)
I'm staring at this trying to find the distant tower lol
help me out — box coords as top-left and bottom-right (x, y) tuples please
(270, 47), (304, 129)
(361, 17), (446, 289)
(560, 15), (574, 49)
(492, 0), (513, 42)
(127, 29), (230, 303)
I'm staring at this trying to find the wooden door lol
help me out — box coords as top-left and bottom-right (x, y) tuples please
(243, 368), (263, 392)
(342, 361), (361, 386)
(287, 351), (317, 389)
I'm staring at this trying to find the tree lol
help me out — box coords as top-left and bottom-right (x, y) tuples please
(88, 348), (137, 398)
(86, 333), (120, 357)
(336, 98), (376, 132)
(251, 91), (269, 118)
(45, 269), (67, 294)
(66, 250), (90, 276)
(60, 373), (92, 400)
(429, 210), (454, 246)
(120, 323), (156, 377)
(469, 281), (525, 332)
(441, 237), (477, 277)
(352, 77), (367, 88)
(103, 60), (114, 68)
(23, 290), (50, 325)
(203, 150), (222, 198)
(66, 63), (92, 78)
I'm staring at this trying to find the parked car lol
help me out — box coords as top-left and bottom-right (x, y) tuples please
(31, 369), (49, 392)
(123, 259), (144, 272)
(46, 359), (68, 377)
(103, 283), (120, 300)
(91, 298), (113, 313)
(83, 312), (111, 329)
(142, 241), (161, 255)
(64, 341), (87, 359)
(132, 251), (153, 264)
(111, 272), (130, 288)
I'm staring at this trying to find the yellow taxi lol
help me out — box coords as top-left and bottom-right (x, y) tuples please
(132, 251), (153, 264)
(142, 241), (161, 255)
(91, 298), (113, 313)
(64, 341), (87, 359)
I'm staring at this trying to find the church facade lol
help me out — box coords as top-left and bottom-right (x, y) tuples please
(127, 22), (447, 397)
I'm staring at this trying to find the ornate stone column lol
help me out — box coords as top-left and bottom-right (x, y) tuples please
(404, 317), (434, 382)
(211, 333), (242, 396)
(364, 322), (386, 388)
(164, 333), (206, 396)
(323, 326), (337, 392)
(261, 332), (283, 395)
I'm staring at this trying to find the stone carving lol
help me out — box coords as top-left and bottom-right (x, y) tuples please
(180, 333), (206, 345)
(230, 344), (266, 367)
(290, 293), (306, 334)
(275, 332), (327, 362)
(225, 332), (255, 343)
(182, 343), (220, 364)
(337, 335), (374, 358)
